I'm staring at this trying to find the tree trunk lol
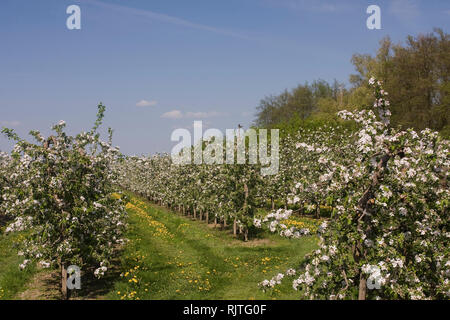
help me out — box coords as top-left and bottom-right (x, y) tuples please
(194, 207), (197, 219)
(355, 153), (392, 300)
(61, 262), (68, 300)
(271, 197), (275, 210)
(214, 217), (217, 228)
(358, 273), (367, 300)
(243, 182), (249, 241)
(205, 211), (209, 224)
(233, 218), (237, 237)
(200, 209), (203, 221)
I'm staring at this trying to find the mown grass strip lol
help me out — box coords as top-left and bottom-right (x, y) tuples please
(0, 230), (38, 300)
(107, 193), (318, 300)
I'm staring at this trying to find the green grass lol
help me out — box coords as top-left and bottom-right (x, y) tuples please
(0, 193), (319, 300)
(106, 194), (318, 300)
(0, 230), (38, 300)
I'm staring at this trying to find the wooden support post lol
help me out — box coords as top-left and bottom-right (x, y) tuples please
(61, 262), (68, 300)
(244, 182), (249, 241)
(358, 273), (367, 300)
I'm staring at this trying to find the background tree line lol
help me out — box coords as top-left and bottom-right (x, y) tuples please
(254, 28), (449, 138)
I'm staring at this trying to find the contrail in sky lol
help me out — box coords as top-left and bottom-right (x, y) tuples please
(83, 0), (250, 40)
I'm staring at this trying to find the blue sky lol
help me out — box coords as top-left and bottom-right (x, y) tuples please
(0, 0), (449, 155)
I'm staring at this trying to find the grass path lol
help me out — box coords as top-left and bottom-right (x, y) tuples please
(106, 194), (318, 300)
(0, 193), (318, 300)
(0, 231), (39, 299)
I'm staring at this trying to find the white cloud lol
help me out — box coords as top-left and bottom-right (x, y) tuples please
(389, 0), (420, 22)
(263, 0), (354, 13)
(173, 121), (213, 130)
(313, 3), (338, 13)
(185, 112), (208, 118)
(161, 110), (183, 119)
(162, 110), (225, 120)
(185, 111), (224, 118)
(136, 99), (157, 107)
(0, 121), (21, 127)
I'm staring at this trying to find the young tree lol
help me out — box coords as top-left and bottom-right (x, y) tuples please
(1, 105), (128, 299)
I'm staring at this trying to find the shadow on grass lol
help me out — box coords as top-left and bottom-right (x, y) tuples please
(68, 250), (124, 300)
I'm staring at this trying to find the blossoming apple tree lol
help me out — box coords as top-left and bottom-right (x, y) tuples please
(258, 79), (449, 300)
(0, 104), (128, 299)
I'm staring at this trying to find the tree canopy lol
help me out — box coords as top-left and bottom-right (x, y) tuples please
(254, 29), (450, 138)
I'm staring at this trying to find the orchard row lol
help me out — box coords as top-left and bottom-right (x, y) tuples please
(1, 79), (448, 300)
(114, 79), (449, 299)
